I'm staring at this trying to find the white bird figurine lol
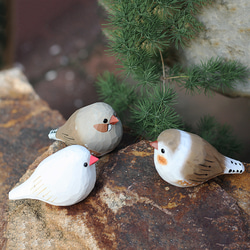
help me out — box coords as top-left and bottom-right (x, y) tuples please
(48, 102), (123, 156)
(150, 129), (245, 187)
(9, 145), (99, 206)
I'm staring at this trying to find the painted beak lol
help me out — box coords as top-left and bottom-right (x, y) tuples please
(89, 155), (99, 166)
(150, 141), (158, 150)
(109, 115), (119, 125)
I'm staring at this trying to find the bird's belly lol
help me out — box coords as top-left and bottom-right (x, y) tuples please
(156, 164), (184, 186)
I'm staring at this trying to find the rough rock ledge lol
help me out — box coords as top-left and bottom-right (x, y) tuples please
(1, 68), (249, 249)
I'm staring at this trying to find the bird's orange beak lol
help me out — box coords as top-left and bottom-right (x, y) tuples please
(109, 115), (119, 125)
(150, 141), (158, 150)
(89, 155), (99, 165)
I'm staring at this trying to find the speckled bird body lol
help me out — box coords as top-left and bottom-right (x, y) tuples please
(150, 129), (245, 187)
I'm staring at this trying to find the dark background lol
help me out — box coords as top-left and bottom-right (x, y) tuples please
(13, 0), (114, 118)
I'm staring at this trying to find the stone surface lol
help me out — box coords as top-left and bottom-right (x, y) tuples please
(1, 68), (250, 249)
(178, 0), (250, 97)
(0, 68), (65, 249)
(5, 141), (250, 249)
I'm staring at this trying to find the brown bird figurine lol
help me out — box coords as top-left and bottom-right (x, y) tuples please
(150, 129), (245, 187)
(48, 102), (123, 156)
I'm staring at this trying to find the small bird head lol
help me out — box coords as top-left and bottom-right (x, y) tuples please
(68, 145), (99, 169)
(150, 129), (181, 169)
(76, 102), (123, 156)
(93, 112), (120, 133)
(149, 130), (184, 187)
(150, 141), (169, 166)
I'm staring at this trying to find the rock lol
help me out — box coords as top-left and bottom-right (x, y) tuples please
(0, 68), (65, 249)
(178, 0), (250, 98)
(1, 68), (249, 249)
(5, 142), (250, 249)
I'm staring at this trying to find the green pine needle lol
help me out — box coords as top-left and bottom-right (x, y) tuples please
(196, 115), (242, 157)
(130, 85), (182, 140)
(168, 10), (204, 49)
(184, 57), (249, 95)
(95, 72), (136, 119)
(97, 0), (247, 156)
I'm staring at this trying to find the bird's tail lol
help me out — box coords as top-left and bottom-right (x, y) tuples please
(48, 128), (58, 140)
(224, 156), (245, 174)
(9, 182), (30, 200)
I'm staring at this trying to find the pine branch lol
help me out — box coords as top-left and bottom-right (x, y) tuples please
(97, 0), (246, 157)
(181, 0), (214, 14)
(95, 72), (136, 119)
(165, 58), (249, 95)
(167, 10), (204, 49)
(130, 85), (182, 140)
(184, 57), (250, 95)
(195, 115), (242, 157)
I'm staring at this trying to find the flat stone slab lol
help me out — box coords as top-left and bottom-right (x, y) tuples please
(1, 68), (249, 249)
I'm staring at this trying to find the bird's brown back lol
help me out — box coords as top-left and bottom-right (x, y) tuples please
(182, 133), (225, 184)
(56, 112), (81, 145)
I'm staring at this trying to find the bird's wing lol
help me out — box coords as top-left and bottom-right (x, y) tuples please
(56, 112), (78, 145)
(29, 175), (58, 204)
(183, 138), (225, 184)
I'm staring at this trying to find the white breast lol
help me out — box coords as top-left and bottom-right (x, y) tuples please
(155, 130), (192, 185)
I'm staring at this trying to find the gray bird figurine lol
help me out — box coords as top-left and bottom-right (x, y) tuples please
(48, 102), (123, 156)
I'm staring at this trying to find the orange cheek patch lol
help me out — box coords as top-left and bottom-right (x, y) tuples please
(93, 124), (108, 133)
(157, 155), (167, 165)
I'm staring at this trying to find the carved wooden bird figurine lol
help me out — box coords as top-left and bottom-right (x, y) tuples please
(48, 102), (123, 156)
(150, 129), (245, 187)
(9, 145), (99, 206)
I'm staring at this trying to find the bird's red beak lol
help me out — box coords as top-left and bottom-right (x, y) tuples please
(89, 155), (99, 165)
(150, 141), (158, 150)
(109, 115), (119, 125)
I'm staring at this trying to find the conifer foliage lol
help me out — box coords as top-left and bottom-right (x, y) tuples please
(96, 0), (248, 156)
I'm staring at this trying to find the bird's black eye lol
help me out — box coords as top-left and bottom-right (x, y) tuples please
(83, 162), (88, 167)
(161, 148), (165, 154)
(103, 118), (108, 123)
